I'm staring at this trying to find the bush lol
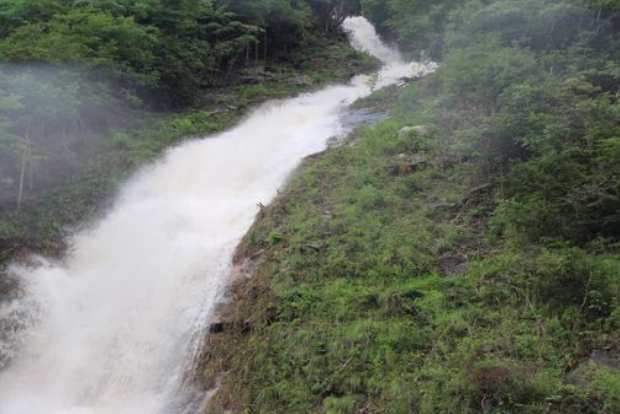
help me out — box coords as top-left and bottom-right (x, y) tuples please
(533, 248), (618, 321)
(323, 395), (357, 414)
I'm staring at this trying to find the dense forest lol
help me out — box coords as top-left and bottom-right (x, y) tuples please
(370, 0), (620, 246)
(201, 0), (620, 413)
(0, 0), (363, 209)
(0, 0), (374, 259)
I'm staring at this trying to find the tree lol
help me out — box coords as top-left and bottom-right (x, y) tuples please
(0, 76), (23, 207)
(0, 67), (81, 209)
(305, 0), (360, 34)
(0, 0), (67, 38)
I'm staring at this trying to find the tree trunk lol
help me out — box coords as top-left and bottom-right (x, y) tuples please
(17, 155), (26, 210)
(28, 157), (33, 191)
(16, 117), (31, 211)
(255, 39), (259, 66)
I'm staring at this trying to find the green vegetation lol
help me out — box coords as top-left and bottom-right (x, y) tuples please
(0, 0), (378, 258)
(0, 38), (376, 257)
(201, 0), (620, 412)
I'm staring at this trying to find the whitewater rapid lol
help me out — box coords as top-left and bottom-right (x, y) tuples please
(0, 17), (430, 414)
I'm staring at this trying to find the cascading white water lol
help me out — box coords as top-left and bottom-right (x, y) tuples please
(0, 17), (431, 414)
(342, 17), (438, 87)
(343, 16), (403, 64)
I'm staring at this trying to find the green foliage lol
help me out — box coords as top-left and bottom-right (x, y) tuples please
(211, 100), (620, 411)
(0, 0), (377, 237)
(372, 0), (620, 246)
(441, 42), (539, 114)
(206, 1), (620, 413)
(0, 0), (366, 103)
(0, 35), (372, 260)
(0, 9), (160, 85)
(323, 395), (356, 414)
(385, 0), (463, 59)
(268, 229), (283, 245)
(211, 103), (618, 412)
(446, 0), (602, 52)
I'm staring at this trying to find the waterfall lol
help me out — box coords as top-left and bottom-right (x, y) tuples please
(0, 17), (431, 414)
(343, 16), (403, 64)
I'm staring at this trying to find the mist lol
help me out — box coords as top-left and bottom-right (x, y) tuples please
(0, 64), (140, 211)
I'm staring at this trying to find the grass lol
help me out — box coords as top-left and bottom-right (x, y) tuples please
(200, 81), (620, 414)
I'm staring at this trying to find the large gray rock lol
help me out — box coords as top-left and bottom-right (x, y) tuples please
(387, 153), (426, 176)
(398, 125), (428, 138)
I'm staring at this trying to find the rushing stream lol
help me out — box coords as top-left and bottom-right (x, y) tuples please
(0, 17), (433, 414)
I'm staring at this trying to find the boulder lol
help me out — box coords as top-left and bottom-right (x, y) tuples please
(398, 125), (428, 138)
(209, 317), (233, 334)
(388, 154), (426, 176)
(326, 136), (343, 147)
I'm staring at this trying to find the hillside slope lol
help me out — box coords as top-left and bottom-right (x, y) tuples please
(200, 0), (620, 412)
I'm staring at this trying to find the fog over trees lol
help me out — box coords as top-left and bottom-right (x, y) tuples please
(0, 0), (359, 210)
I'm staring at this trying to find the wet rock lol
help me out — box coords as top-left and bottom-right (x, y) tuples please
(230, 255), (261, 283)
(208, 323), (224, 334)
(209, 318), (233, 334)
(327, 136), (343, 147)
(399, 76), (418, 84)
(341, 109), (389, 129)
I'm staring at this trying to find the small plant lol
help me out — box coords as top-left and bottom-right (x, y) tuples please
(268, 229), (283, 245)
(323, 396), (356, 414)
